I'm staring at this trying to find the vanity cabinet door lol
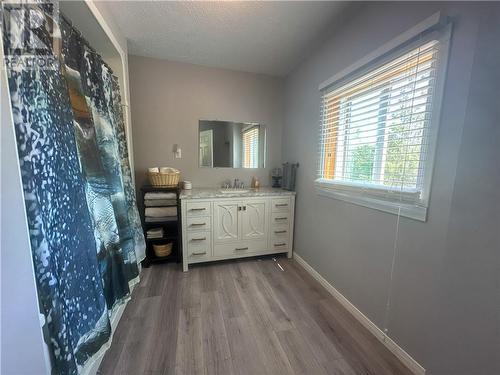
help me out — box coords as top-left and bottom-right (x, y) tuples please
(240, 200), (267, 241)
(214, 201), (239, 242)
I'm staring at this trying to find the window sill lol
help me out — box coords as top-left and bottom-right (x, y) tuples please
(315, 182), (427, 222)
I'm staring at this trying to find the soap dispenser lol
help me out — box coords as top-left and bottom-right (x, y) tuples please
(251, 176), (260, 189)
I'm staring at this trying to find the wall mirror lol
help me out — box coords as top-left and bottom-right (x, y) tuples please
(199, 120), (266, 168)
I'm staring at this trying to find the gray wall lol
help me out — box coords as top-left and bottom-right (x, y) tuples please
(128, 56), (284, 189)
(1, 55), (50, 374)
(283, 2), (499, 374)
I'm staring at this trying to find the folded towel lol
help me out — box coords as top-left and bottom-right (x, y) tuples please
(147, 227), (164, 236)
(145, 207), (177, 218)
(144, 192), (176, 200)
(145, 199), (177, 207)
(146, 216), (177, 223)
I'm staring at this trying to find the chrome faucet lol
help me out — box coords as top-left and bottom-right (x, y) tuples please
(221, 179), (245, 189)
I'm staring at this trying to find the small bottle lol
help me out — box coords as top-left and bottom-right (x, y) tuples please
(254, 177), (260, 189)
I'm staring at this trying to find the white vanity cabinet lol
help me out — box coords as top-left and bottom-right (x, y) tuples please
(180, 189), (295, 271)
(214, 199), (267, 242)
(213, 201), (240, 242)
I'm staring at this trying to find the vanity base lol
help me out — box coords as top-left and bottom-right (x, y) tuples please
(180, 188), (295, 272)
(182, 251), (291, 272)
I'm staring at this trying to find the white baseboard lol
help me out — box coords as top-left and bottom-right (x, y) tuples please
(293, 253), (425, 375)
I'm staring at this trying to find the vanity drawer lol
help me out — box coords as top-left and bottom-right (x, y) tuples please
(272, 198), (291, 212)
(186, 216), (211, 231)
(186, 232), (211, 259)
(271, 238), (289, 251)
(187, 231), (211, 245)
(272, 212), (290, 226)
(272, 226), (289, 237)
(186, 201), (211, 217)
(213, 240), (266, 257)
(187, 244), (211, 259)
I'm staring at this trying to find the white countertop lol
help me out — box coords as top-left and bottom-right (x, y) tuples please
(180, 187), (296, 200)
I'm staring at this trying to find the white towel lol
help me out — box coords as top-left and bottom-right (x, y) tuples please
(144, 192), (176, 200)
(147, 227), (164, 235)
(145, 199), (177, 207)
(146, 216), (177, 223)
(145, 207), (177, 218)
(147, 227), (164, 238)
(147, 229), (164, 238)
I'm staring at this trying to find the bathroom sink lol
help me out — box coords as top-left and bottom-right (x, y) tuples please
(219, 189), (250, 194)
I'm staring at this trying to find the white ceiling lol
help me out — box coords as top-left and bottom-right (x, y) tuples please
(99, 1), (351, 76)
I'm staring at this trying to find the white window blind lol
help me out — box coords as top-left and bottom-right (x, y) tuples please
(242, 126), (259, 168)
(318, 39), (441, 206)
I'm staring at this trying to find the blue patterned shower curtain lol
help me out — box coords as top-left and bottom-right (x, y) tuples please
(2, 3), (145, 373)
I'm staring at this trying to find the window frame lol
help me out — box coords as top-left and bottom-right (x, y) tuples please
(315, 13), (452, 221)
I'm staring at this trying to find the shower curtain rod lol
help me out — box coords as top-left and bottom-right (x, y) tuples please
(60, 12), (116, 77)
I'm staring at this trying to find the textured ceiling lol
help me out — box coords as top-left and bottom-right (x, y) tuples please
(98, 1), (350, 76)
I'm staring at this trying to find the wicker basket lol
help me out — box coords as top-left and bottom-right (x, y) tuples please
(148, 168), (180, 187)
(153, 242), (173, 258)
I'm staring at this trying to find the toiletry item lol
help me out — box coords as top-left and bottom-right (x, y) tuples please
(148, 167), (159, 173)
(251, 177), (260, 189)
(183, 181), (192, 190)
(272, 168), (282, 188)
(282, 162), (299, 191)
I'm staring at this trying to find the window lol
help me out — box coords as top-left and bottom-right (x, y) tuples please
(317, 21), (450, 221)
(242, 126), (259, 168)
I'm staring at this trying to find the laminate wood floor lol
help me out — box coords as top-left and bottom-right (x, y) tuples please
(98, 257), (413, 375)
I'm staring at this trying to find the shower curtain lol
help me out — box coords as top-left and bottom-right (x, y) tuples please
(2, 3), (145, 373)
